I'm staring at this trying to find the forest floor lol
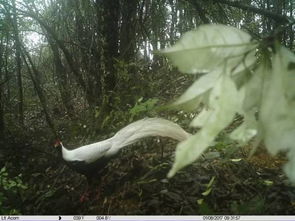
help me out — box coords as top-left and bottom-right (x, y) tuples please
(1, 134), (295, 215)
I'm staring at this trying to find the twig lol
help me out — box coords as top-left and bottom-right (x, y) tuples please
(211, 0), (291, 24)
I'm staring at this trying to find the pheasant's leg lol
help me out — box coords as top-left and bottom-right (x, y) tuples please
(80, 178), (92, 203)
(94, 175), (107, 201)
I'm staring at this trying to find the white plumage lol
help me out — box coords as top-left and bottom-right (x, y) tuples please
(56, 118), (190, 173)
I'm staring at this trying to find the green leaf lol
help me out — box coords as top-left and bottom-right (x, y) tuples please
(0, 167), (6, 175)
(171, 96), (203, 112)
(230, 158), (242, 162)
(206, 176), (216, 188)
(174, 70), (221, 106)
(161, 24), (256, 74)
(243, 64), (265, 112)
(190, 108), (214, 128)
(129, 98), (159, 118)
(260, 47), (295, 156)
(168, 69), (239, 177)
(197, 198), (204, 205)
(258, 47), (295, 182)
(202, 187), (212, 196)
(263, 180), (273, 186)
(230, 112), (257, 144)
(232, 50), (257, 75)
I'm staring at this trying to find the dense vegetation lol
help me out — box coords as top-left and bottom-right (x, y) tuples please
(0, 0), (294, 215)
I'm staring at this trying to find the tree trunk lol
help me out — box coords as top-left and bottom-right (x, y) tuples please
(102, 0), (120, 92)
(21, 10), (96, 105)
(12, 0), (24, 125)
(190, 0), (210, 24)
(0, 37), (4, 137)
(48, 37), (74, 117)
(98, 0), (120, 117)
(73, 1), (102, 107)
(21, 48), (57, 137)
(289, 0), (294, 49)
(120, 0), (138, 62)
(169, 0), (176, 45)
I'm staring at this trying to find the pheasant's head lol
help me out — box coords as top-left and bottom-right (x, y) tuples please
(53, 139), (63, 148)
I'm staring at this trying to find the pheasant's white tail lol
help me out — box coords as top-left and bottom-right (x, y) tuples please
(106, 118), (190, 155)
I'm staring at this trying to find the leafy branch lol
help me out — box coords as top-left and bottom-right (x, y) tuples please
(161, 24), (295, 183)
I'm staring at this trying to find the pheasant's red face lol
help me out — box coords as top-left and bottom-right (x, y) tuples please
(53, 139), (62, 148)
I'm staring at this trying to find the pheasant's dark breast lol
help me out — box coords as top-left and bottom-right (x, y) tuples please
(65, 157), (110, 177)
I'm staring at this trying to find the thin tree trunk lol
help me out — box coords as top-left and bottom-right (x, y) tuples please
(73, 1), (102, 107)
(0, 86), (4, 138)
(12, 0), (24, 125)
(189, 0), (210, 24)
(102, 0), (119, 93)
(289, 0), (294, 49)
(19, 9), (94, 105)
(21, 48), (57, 137)
(48, 37), (74, 117)
(169, 0), (176, 45)
(120, 0), (138, 62)
(4, 33), (10, 103)
(0, 37), (4, 137)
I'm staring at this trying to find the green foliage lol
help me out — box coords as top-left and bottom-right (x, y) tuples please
(162, 24), (256, 74)
(161, 24), (295, 182)
(0, 167), (28, 214)
(201, 176), (215, 197)
(198, 201), (215, 215)
(230, 196), (266, 214)
(197, 176), (216, 214)
(129, 97), (159, 121)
